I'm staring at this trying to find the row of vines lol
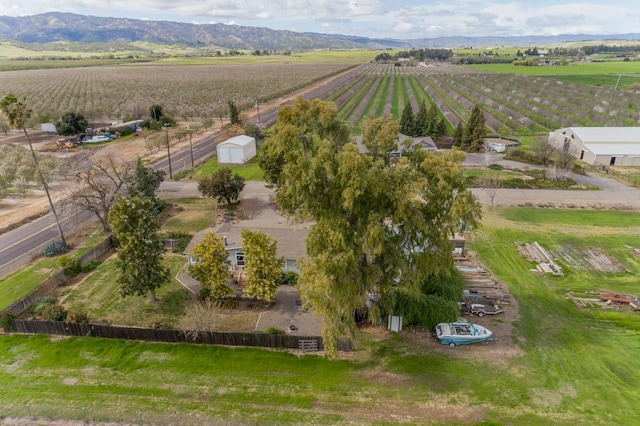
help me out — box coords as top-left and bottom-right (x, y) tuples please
(322, 63), (640, 136)
(2, 60), (638, 136)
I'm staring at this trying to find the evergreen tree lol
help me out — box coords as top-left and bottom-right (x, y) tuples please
(425, 103), (439, 138)
(399, 101), (415, 136)
(228, 100), (240, 125)
(414, 100), (427, 137)
(466, 105), (486, 152)
(108, 196), (169, 302)
(452, 121), (465, 149)
(127, 158), (166, 212)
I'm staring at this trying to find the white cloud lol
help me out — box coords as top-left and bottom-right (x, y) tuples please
(0, 0), (637, 39)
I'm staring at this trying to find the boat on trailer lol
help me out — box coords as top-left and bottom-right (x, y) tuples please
(435, 321), (494, 346)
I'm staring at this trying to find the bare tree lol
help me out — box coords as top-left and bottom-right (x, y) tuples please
(532, 136), (556, 166)
(477, 173), (502, 206)
(62, 153), (134, 233)
(551, 148), (577, 181)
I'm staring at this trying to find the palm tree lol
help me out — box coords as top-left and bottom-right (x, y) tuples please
(0, 94), (67, 247)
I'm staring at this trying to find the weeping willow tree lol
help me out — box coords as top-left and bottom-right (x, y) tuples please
(259, 98), (481, 355)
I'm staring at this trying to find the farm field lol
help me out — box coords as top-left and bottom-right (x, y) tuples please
(2, 208), (640, 424)
(0, 62), (357, 122)
(323, 62), (640, 136)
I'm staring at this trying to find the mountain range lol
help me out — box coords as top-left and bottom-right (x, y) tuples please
(1, 12), (639, 51)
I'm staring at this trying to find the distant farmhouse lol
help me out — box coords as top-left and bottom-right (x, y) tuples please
(354, 133), (436, 157)
(548, 127), (640, 167)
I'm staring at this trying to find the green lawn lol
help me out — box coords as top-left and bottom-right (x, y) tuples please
(193, 154), (264, 181)
(60, 254), (191, 328)
(0, 231), (109, 311)
(160, 198), (218, 235)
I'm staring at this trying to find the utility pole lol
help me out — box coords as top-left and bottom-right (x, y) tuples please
(187, 127), (194, 169)
(163, 124), (172, 179)
(255, 99), (262, 128)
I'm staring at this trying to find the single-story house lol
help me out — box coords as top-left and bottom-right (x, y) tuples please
(185, 222), (309, 274)
(548, 127), (640, 167)
(217, 135), (256, 164)
(354, 133), (437, 157)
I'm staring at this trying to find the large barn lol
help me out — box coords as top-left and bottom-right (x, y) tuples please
(548, 127), (640, 167)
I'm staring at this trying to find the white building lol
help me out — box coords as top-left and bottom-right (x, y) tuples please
(548, 127), (640, 167)
(217, 135), (256, 164)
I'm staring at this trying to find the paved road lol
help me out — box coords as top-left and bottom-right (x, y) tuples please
(464, 153), (640, 209)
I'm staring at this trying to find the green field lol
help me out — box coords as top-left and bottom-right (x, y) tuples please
(468, 60), (640, 76)
(193, 154), (264, 181)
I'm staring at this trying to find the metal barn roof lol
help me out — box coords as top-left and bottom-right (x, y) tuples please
(570, 127), (640, 144)
(219, 135), (255, 147)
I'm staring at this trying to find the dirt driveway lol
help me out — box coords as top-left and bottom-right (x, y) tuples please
(255, 285), (324, 336)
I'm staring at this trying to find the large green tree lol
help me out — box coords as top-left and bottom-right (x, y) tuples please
(260, 97), (481, 354)
(198, 167), (245, 205)
(0, 93), (66, 247)
(189, 232), (232, 300)
(108, 196), (169, 301)
(241, 229), (283, 303)
(55, 112), (87, 136)
(127, 157), (166, 212)
(414, 100), (427, 137)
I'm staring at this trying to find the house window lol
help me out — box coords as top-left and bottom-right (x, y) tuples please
(580, 150), (585, 160)
(236, 251), (245, 269)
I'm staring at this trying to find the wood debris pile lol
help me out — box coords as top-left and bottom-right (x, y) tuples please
(518, 242), (563, 275)
(567, 291), (640, 311)
(455, 255), (510, 303)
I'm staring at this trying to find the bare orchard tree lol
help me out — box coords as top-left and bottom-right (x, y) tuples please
(532, 136), (556, 166)
(62, 152), (134, 233)
(477, 173), (502, 206)
(551, 146), (578, 181)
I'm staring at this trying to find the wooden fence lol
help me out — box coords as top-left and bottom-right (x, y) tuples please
(2, 237), (114, 316)
(11, 320), (354, 352)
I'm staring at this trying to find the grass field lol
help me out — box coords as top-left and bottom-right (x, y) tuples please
(60, 254), (190, 328)
(3, 207), (640, 424)
(467, 60), (640, 77)
(159, 198), (217, 235)
(0, 231), (109, 311)
(193, 154), (264, 181)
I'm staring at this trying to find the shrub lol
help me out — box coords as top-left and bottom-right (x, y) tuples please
(488, 164), (503, 170)
(81, 259), (102, 273)
(166, 231), (193, 253)
(67, 309), (90, 324)
(0, 312), (17, 331)
(40, 304), (67, 322)
(30, 296), (57, 314)
(57, 255), (81, 276)
(277, 271), (299, 286)
(266, 326), (285, 335)
(217, 298), (239, 310)
(43, 240), (67, 257)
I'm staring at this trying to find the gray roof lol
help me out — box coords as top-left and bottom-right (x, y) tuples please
(354, 133), (436, 154)
(186, 223), (309, 260)
(567, 127), (640, 156)
(570, 127), (640, 143)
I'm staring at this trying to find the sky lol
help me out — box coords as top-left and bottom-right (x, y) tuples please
(0, 0), (638, 40)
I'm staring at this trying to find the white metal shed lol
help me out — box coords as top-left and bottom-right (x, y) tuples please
(216, 135), (256, 164)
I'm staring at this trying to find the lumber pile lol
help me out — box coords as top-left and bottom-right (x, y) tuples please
(455, 255), (509, 303)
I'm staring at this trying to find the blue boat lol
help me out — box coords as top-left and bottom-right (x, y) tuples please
(435, 321), (493, 347)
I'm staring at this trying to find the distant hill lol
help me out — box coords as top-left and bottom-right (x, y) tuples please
(0, 12), (638, 51)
